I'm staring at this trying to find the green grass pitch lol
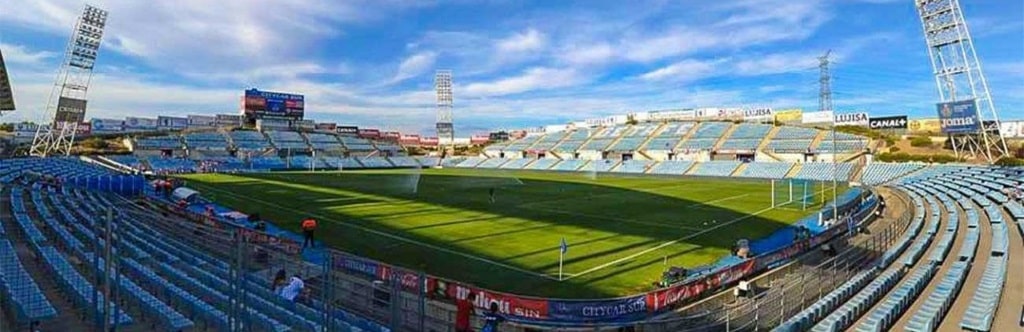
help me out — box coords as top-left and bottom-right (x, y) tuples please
(181, 168), (832, 298)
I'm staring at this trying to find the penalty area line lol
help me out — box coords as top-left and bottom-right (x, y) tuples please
(685, 193), (752, 208)
(195, 184), (561, 281)
(562, 206), (776, 281)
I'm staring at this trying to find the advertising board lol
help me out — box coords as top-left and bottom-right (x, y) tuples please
(91, 118), (124, 132)
(315, 122), (337, 131)
(743, 108), (773, 120)
(124, 117), (158, 131)
(937, 99), (980, 134)
(802, 111), (834, 124)
(834, 112), (869, 126)
(337, 126), (359, 136)
(908, 118), (941, 134)
(774, 109), (803, 123)
(216, 114), (242, 127)
(1000, 121), (1024, 138)
(55, 97), (88, 123)
(868, 115), (908, 130)
(188, 115), (217, 128)
(157, 116), (188, 130)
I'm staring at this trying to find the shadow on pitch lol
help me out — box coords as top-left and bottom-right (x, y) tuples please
(186, 170), (801, 298)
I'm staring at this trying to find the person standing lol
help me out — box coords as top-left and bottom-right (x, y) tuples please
(455, 292), (476, 332)
(488, 188), (496, 204)
(301, 217), (318, 248)
(480, 302), (505, 332)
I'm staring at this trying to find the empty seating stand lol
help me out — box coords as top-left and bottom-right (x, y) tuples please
(0, 239), (58, 323)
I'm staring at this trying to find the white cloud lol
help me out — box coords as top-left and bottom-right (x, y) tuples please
(733, 52), (819, 76)
(558, 43), (615, 65)
(639, 59), (724, 82)
(0, 43), (57, 66)
(496, 29), (546, 53)
(462, 67), (583, 97)
(390, 51), (437, 84)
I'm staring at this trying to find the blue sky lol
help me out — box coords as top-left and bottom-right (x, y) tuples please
(0, 0), (1021, 135)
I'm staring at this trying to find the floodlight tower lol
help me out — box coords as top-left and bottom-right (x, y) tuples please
(915, 0), (1008, 162)
(435, 70), (454, 151)
(30, 4), (108, 157)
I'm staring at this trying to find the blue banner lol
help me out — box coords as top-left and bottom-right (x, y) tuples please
(547, 295), (648, 322)
(937, 100), (980, 134)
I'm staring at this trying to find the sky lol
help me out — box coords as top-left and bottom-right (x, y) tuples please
(0, 0), (1021, 135)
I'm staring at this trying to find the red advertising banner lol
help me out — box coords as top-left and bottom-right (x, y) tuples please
(315, 123), (337, 131)
(428, 278), (549, 320)
(470, 135), (490, 144)
(382, 131), (401, 139)
(358, 129), (381, 139)
(646, 260), (755, 311)
(420, 137), (439, 146)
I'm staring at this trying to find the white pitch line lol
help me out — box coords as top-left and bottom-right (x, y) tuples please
(196, 183), (561, 281)
(519, 205), (704, 230)
(562, 206), (777, 281)
(685, 193), (752, 208)
(516, 182), (694, 208)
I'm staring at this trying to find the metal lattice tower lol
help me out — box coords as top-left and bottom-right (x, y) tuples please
(435, 70), (454, 149)
(30, 5), (108, 157)
(817, 50), (833, 114)
(915, 0), (1008, 162)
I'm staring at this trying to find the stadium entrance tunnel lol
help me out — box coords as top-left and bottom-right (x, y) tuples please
(181, 169), (826, 298)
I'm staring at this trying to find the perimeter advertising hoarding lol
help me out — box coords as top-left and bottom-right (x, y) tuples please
(216, 114), (242, 127)
(124, 117), (158, 131)
(0, 47), (13, 111)
(1000, 121), (1024, 138)
(428, 278), (549, 320)
(400, 135), (421, 145)
(76, 122), (91, 136)
(337, 126), (359, 136)
(292, 119), (315, 130)
(647, 109), (695, 121)
(55, 97), (88, 123)
(357, 129), (380, 139)
(157, 116), (188, 130)
(255, 118), (289, 131)
(470, 135), (490, 144)
(868, 115), (908, 130)
(91, 118), (124, 132)
(315, 122), (337, 131)
(243, 88), (305, 119)
(382, 131), (401, 140)
(834, 112), (869, 126)
(420, 137), (439, 146)
(802, 111), (834, 124)
(774, 109), (803, 123)
(548, 296), (648, 323)
(909, 118), (941, 134)
(743, 108), (773, 120)
(188, 115), (217, 128)
(937, 100), (981, 134)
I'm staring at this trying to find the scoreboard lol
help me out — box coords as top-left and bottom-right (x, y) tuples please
(242, 88), (304, 124)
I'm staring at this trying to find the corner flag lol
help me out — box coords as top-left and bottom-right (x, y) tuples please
(558, 238), (568, 281)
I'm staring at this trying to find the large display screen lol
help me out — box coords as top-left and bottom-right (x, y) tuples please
(243, 88), (304, 120)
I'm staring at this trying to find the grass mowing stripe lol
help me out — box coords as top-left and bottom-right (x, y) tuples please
(182, 169), (825, 297)
(191, 181), (561, 281)
(562, 206), (775, 281)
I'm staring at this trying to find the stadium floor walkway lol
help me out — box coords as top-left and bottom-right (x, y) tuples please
(891, 195), (968, 330)
(992, 209), (1023, 331)
(937, 200), (993, 332)
(846, 191), (950, 331)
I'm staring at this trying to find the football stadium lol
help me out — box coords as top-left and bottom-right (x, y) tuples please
(1, 1), (1023, 332)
